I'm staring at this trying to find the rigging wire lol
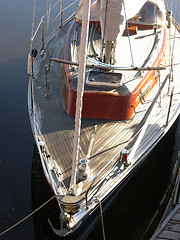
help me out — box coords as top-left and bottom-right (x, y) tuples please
(30, 0), (36, 55)
(170, 0), (180, 80)
(123, 0), (134, 67)
(29, 0), (36, 113)
(45, 0), (52, 86)
(45, 0), (65, 97)
(154, 0), (161, 106)
(49, 0), (78, 27)
(100, 0), (108, 62)
(43, 0), (62, 19)
(165, 0), (180, 124)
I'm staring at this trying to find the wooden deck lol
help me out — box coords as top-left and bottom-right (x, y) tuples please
(150, 204), (180, 240)
(30, 18), (180, 196)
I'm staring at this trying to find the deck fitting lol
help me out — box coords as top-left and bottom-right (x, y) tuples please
(77, 158), (91, 182)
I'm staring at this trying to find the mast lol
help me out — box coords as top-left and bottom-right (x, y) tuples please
(69, 0), (91, 194)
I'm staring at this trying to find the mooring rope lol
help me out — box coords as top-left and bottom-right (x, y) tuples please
(0, 195), (55, 237)
(94, 198), (106, 240)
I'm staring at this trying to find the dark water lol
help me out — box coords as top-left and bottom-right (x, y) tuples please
(0, 1), (35, 239)
(0, 1), (180, 240)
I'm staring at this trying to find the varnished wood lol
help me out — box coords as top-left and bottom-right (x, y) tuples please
(50, 57), (166, 71)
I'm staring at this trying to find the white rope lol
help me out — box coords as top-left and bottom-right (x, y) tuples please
(69, 0), (91, 193)
(94, 198), (106, 240)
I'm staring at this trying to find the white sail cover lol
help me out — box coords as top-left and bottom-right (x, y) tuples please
(100, 0), (165, 41)
(76, 0), (166, 41)
(100, 0), (147, 41)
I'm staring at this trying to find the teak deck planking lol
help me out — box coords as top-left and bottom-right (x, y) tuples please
(31, 20), (180, 195)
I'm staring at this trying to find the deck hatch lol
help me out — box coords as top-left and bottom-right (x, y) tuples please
(85, 70), (125, 89)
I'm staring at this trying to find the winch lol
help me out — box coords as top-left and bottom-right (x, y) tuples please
(77, 158), (91, 182)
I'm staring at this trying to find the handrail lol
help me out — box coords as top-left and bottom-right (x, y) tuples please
(31, 0), (78, 52)
(49, 0), (78, 27)
(46, 12), (76, 42)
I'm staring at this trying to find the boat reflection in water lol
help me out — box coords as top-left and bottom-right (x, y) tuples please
(31, 117), (180, 240)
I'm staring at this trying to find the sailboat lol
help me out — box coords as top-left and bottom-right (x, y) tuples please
(28, 0), (180, 238)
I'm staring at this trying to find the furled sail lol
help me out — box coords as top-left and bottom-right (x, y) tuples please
(69, 0), (91, 193)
